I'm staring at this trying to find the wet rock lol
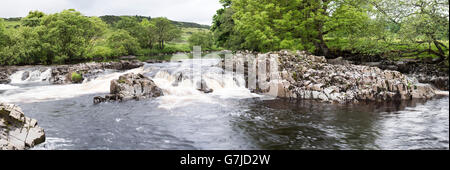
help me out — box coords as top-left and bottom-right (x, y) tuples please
(196, 79), (213, 93)
(0, 68), (17, 84)
(21, 71), (30, 81)
(1, 103), (45, 150)
(145, 59), (163, 64)
(50, 60), (144, 84)
(94, 73), (163, 104)
(119, 56), (137, 60)
(0, 72), (10, 84)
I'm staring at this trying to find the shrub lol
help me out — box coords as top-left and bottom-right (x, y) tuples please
(71, 72), (83, 83)
(88, 46), (113, 60)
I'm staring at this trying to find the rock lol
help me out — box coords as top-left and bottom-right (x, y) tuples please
(362, 60), (449, 91)
(225, 50), (439, 103)
(50, 60), (144, 85)
(0, 72), (10, 84)
(119, 56), (137, 60)
(196, 79), (213, 93)
(328, 57), (350, 65)
(0, 68), (16, 84)
(94, 73), (163, 104)
(145, 59), (163, 64)
(1, 103), (45, 150)
(21, 71), (30, 81)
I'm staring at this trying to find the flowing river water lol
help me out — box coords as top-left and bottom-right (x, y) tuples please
(0, 59), (448, 150)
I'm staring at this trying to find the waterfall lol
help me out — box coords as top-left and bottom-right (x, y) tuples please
(9, 68), (52, 84)
(1, 67), (145, 103)
(149, 59), (262, 110)
(0, 59), (264, 105)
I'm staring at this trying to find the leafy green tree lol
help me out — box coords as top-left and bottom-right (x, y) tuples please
(21, 10), (45, 27)
(188, 31), (214, 50)
(230, 0), (371, 55)
(0, 27), (42, 65)
(140, 18), (158, 49)
(211, 0), (243, 49)
(107, 29), (140, 56)
(0, 19), (7, 47)
(373, 0), (449, 62)
(152, 17), (181, 49)
(38, 9), (107, 64)
(115, 16), (144, 41)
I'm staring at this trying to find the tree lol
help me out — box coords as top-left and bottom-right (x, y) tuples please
(21, 10), (45, 27)
(38, 9), (107, 64)
(0, 26), (42, 65)
(0, 19), (7, 47)
(211, 0), (243, 49)
(107, 29), (140, 56)
(115, 16), (144, 41)
(140, 18), (158, 49)
(230, 0), (371, 55)
(188, 31), (214, 50)
(152, 17), (181, 49)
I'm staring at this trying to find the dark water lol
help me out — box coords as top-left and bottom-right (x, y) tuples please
(15, 94), (448, 150)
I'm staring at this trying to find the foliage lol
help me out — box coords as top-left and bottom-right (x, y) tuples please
(211, 0), (449, 64)
(188, 31), (214, 50)
(106, 29), (140, 56)
(0, 26), (41, 65)
(21, 11), (45, 27)
(38, 9), (107, 64)
(153, 17), (182, 49)
(71, 72), (83, 83)
(88, 46), (113, 60)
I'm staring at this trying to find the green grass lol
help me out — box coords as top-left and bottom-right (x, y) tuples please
(4, 21), (20, 29)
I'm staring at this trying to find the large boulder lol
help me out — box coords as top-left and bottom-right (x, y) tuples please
(1, 103), (45, 150)
(94, 73), (163, 104)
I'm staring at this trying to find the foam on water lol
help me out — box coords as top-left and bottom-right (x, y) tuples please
(1, 67), (145, 103)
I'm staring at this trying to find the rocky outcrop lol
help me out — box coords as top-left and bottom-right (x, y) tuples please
(362, 60), (449, 91)
(0, 68), (17, 84)
(1, 103), (45, 150)
(223, 51), (439, 103)
(94, 73), (163, 104)
(50, 60), (144, 84)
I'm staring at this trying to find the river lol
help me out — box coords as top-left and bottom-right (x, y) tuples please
(0, 59), (448, 150)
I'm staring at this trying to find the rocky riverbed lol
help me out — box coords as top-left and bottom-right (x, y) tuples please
(0, 60), (144, 85)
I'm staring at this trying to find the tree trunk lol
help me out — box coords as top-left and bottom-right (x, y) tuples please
(314, 33), (329, 57)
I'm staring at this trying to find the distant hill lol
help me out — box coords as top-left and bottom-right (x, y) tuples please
(2, 15), (211, 29)
(99, 15), (210, 29)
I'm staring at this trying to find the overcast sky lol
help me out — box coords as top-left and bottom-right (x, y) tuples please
(0, 0), (223, 25)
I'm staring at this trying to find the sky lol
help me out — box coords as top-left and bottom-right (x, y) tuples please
(0, 0), (223, 25)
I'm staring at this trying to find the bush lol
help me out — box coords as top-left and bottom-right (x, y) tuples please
(88, 46), (113, 60)
(71, 72), (83, 83)
(188, 31), (214, 50)
(107, 29), (140, 56)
